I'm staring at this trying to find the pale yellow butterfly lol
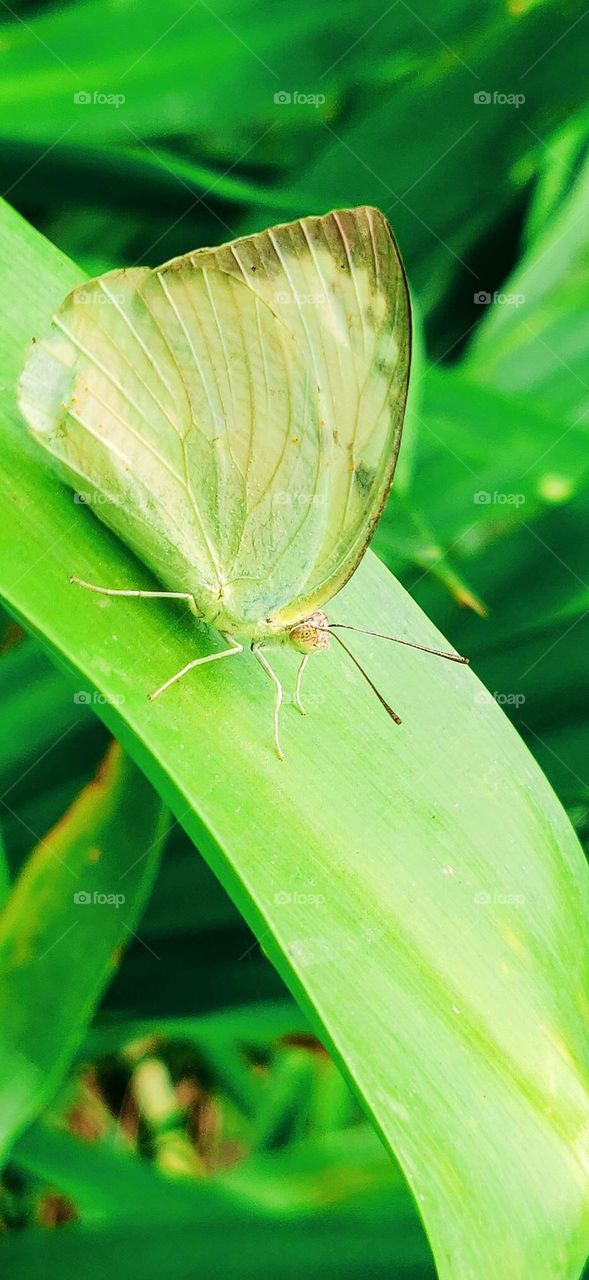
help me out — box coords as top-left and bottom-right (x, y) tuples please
(18, 206), (466, 757)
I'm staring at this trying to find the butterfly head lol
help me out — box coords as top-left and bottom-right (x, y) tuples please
(288, 611), (330, 654)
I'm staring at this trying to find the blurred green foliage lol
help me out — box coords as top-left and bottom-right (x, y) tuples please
(1, 1), (589, 1277)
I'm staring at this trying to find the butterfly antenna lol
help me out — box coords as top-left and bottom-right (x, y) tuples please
(329, 630), (402, 725)
(329, 623), (469, 665)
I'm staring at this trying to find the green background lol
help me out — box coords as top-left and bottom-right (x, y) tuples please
(0, 2), (588, 1277)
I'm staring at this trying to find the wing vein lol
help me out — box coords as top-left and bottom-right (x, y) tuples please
(97, 281), (180, 427)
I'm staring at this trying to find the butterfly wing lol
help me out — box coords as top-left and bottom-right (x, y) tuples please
(18, 207), (410, 636)
(18, 257), (330, 630)
(192, 205), (411, 628)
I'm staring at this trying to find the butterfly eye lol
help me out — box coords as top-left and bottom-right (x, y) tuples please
(289, 612), (330, 654)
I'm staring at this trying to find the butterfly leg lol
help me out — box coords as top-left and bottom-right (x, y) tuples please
(149, 634), (243, 701)
(70, 576), (198, 609)
(251, 644), (285, 761)
(294, 654), (309, 716)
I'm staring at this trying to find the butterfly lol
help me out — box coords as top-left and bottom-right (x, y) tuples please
(18, 205), (467, 758)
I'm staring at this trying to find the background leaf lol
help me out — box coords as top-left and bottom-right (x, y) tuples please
(0, 739), (168, 1154)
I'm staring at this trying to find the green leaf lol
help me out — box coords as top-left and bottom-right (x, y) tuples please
(466, 131), (589, 422)
(377, 364), (589, 578)
(237, 1), (589, 331)
(5, 1128), (433, 1280)
(0, 0), (381, 168)
(0, 826), (9, 912)
(0, 739), (168, 1156)
(0, 636), (96, 798)
(405, 493), (589, 830)
(1, 199), (589, 1279)
(13, 1114), (407, 1221)
(10, 1115), (433, 1276)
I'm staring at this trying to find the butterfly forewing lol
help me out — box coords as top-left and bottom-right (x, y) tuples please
(185, 206), (410, 624)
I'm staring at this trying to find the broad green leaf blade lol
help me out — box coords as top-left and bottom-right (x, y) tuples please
(466, 137), (589, 422)
(0, 739), (168, 1156)
(1, 200), (589, 1280)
